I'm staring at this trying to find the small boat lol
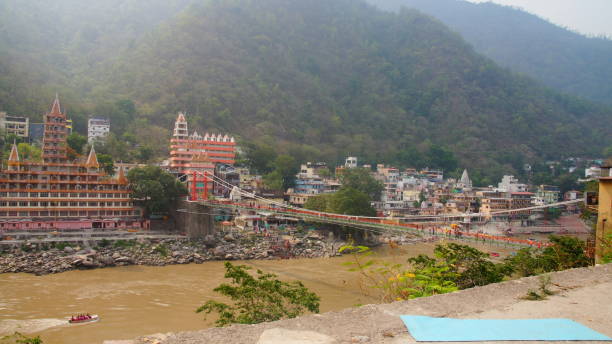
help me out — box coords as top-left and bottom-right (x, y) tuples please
(69, 314), (100, 324)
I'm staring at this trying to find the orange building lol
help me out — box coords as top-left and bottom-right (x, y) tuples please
(168, 113), (236, 175)
(0, 96), (146, 231)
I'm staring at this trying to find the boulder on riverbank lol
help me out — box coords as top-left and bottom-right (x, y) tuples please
(4, 228), (411, 275)
(0, 229), (424, 275)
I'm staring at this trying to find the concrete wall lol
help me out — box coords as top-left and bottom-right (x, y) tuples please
(596, 179), (612, 263)
(175, 200), (215, 239)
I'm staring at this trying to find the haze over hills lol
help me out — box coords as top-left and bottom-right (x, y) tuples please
(0, 0), (610, 183)
(367, 0), (612, 105)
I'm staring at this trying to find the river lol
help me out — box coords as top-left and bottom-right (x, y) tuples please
(0, 241), (506, 343)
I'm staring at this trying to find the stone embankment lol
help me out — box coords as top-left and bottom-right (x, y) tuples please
(0, 230), (349, 275)
(127, 264), (612, 344)
(0, 229), (427, 275)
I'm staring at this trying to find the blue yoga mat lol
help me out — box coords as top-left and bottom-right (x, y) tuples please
(401, 315), (611, 341)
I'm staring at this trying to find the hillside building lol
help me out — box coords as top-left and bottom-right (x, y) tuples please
(534, 185), (560, 205)
(0, 112), (29, 138)
(497, 175), (528, 193)
(0, 97), (146, 231)
(87, 117), (110, 143)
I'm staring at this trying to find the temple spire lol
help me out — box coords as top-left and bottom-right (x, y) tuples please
(8, 141), (20, 164)
(117, 165), (127, 184)
(173, 112), (188, 138)
(85, 146), (100, 168)
(50, 93), (61, 115)
(459, 169), (472, 189)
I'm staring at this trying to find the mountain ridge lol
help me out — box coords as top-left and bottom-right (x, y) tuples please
(1, 0), (610, 182)
(367, 0), (612, 105)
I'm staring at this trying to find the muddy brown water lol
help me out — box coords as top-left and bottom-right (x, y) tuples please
(0, 241), (511, 344)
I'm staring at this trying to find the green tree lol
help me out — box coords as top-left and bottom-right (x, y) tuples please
(502, 248), (544, 277)
(603, 145), (612, 159)
(127, 166), (187, 216)
(262, 170), (284, 191)
(339, 168), (383, 200)
(66, 132), (87, 155)
(304, 193), (332, 212)
(97, 154), (115, 175)
(264, 154), (299, 190)
(539, 235), (591, 271)
(392, 147), (426, 169)
(196, 262), (320, 326)
(327, 187), (377, 216)
(426, 144), (458, 172)
(17, 143), (41, 161)
(137, 145), (154, 163)
(244, 142), (277, 174)
(433, 243), (508, 289)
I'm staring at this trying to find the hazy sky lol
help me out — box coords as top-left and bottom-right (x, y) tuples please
(466, 0), (612, 37)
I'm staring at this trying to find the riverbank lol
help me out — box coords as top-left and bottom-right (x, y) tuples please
(0, 230), (424, 275)
(129, 264), (612, 344)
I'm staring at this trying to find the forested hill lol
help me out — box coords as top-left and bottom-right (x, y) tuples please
(99, 0), (609, 174)
(1, 0), (611, 182)
(367, 0), (612, 105)
(0, 0), (193, 116)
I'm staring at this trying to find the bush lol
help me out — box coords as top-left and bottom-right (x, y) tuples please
(340, 244), (458, 302)
(196, 262), (320, 326)
(53, 242), (69, 250)
(503, 248), (544, 277)
(539, 235), (591, 271)
(432, 243), (510, 289)
(503, 236), (592, 277)
(0, 332), (43, 344)
(97, 239), (111, 248)
(113, 240), (136, 248)
(153, 244), (169, 257)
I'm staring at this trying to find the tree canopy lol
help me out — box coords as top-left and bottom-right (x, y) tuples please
(127, 166), (187, 216)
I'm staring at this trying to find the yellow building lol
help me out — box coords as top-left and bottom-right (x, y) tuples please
(596, 163), (612, 263)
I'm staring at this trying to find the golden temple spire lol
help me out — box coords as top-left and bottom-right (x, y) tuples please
(116, 165), (127, 184)
(8, 141), (20, 164)
(50, 93), (61, 115)
(85, 146), (100, 168)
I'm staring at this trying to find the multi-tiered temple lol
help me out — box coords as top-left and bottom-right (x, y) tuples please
(0, 97), (147, 230)
(168, 113), (236, 176)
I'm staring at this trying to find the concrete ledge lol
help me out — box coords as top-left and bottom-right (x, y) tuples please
(129, 264), (612, 344)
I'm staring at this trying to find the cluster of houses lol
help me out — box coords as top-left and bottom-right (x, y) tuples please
(206, 154), (582, 222)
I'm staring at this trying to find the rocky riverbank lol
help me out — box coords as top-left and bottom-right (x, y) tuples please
(0, 230), (352, 275)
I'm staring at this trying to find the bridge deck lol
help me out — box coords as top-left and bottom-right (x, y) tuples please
(198, 201), (547, 249)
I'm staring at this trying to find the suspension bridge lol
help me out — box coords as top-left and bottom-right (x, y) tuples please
(185, 171), (583, 249)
